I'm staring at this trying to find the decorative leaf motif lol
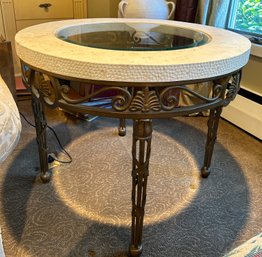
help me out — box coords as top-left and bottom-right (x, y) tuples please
(32, 72), (58, 107)
(224, 72), (241, 106)
(37, 74), (52, 97)
(129, 87), (161, 112)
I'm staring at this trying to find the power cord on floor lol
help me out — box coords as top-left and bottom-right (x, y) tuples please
(19, 112), (73, 164)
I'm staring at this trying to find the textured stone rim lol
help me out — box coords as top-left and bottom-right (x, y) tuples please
(15, 18), (251, 83)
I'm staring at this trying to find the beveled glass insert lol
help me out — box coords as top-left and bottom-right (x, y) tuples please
(57, 22), (210, 51)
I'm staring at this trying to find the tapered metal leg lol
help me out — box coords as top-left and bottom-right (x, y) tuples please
(129, 119), (152, 257)
(118, 118), (126, 136)
(201, 107), (222, 178)
(31, 94), (51, 183)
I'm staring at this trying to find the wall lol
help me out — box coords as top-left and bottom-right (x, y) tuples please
(87, 0), (176, 18)
(88, 0), (119, 18)
(110, 0), (120, 17)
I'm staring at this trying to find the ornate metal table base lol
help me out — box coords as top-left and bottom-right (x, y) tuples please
(201, 106), (222, 178)
(130, 119), (152, 256)
(31, 88), (51, 183)
(21, 62), (241, 257)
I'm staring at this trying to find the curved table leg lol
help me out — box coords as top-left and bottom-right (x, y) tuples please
(201, 106), (222, 178)
(130, 119), (152, 257)
(31, 94), (51, 183)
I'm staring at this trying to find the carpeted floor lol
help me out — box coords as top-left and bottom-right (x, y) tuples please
(0, 99), (261, 257)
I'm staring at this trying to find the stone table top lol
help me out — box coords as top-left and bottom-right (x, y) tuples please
(15, 18), (251, 84)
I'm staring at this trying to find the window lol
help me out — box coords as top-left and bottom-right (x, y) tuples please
(227, 0), (262, 44)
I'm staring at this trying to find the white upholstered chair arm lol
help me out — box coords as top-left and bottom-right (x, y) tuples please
(0, 75), (21, 163)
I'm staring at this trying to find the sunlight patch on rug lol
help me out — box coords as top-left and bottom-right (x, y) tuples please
(52, 126), (201, 227)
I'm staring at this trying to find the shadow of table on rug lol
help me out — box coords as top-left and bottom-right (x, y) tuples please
(1, 116), (251, 257)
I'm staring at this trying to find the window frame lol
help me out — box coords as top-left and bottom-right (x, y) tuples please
(226, 0), (262, 45)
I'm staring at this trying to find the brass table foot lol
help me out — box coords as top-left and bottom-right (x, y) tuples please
(201, 166), (210, 178)
(118, 118), (126, 136)
(129, 244), (143, 257)
(40, 171), (51, 183)
(118, 126), (126, 137)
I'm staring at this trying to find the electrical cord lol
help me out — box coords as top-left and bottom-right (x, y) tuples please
(19, 112), (73, 164)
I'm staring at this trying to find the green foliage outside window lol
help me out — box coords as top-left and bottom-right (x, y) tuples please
(235, 0), (262, 35)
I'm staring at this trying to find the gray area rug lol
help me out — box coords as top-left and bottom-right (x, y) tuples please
(0, 100), (261, 257)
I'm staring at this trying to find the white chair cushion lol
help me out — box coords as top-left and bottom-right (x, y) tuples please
(224, 233), (262, 257)
(0, 75), (21, 163)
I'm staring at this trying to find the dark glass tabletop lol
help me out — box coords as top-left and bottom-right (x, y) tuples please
(57, 22), (210, 51)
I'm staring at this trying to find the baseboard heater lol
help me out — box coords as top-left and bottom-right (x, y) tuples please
(238, 88), (262, 105)
(221, 87), (262, 140)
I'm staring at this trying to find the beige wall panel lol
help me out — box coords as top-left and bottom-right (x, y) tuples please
(1, 0), (16, 41)
(88, 0), (110, 18)
(13, 0), (74, 20)
(242, 56), (262, 95)
(73, 0), (87, 18)
(88, 0), (119, 18)
(110, 0), (120, 18)
(0, 0), (19, 73)
(0, 4), (5, 38)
